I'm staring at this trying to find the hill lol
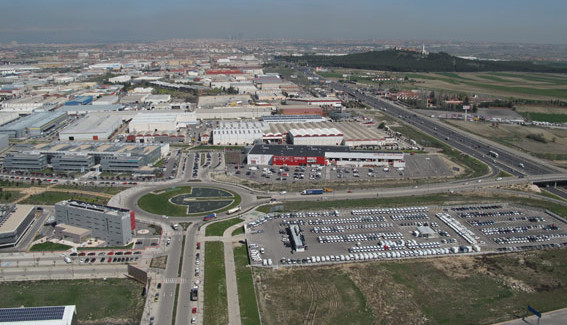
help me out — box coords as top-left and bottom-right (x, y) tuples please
(280, 49), (567, 73)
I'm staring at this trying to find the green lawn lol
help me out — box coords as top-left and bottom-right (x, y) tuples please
(0, 279), (144, 324)
(21, 191), (109, 205)
(137, 186), (242, 217)
(205, 218), (243, 237)
(234, 244), (261, 325)
(519, 112), (567, 123)
(204, 242), (228, 325)
(29, 242), (72, 252)
(0, 190), (25, 203)
(232, 226), (245, 236)
(255, 205), (272, 213)
(54, 185), (125, 195)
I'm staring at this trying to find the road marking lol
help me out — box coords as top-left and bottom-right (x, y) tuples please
(163, 278), (186, 284)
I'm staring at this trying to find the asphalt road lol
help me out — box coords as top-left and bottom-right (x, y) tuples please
(175, 223), (199, 325)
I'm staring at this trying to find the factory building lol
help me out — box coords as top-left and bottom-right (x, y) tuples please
(212, 121), (267, 145)
(65, 96), (93, 106)
(278, 106), (323, 116)
(195, 107), (273, 120)
(58, 104), (124, 115)
(0, 205), (36, 248)
(0, 111), (67, 138)
(55, 200), (134, 246)
(129, 112), (196, 133)
(286, 97), (342, 108)
(59, 114), (122, 141)
(0, 133), (9, 152)
(93, 95), (119, 105)
(144, 94), (171, 105)
(126, 130), (185, 144)
(3, 153), (48, 171)
(247, 144), (405, 168)
(288, 128), (344, 146)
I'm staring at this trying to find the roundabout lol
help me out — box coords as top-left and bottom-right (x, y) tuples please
(137, 186), (241, 217)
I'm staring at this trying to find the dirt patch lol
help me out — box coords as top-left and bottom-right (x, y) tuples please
(150, 256), (167, 269)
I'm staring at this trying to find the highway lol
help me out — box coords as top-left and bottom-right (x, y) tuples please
(301, 67), (564, 178)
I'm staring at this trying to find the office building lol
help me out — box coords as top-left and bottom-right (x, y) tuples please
(55, 200), (134, 246)
(0, 204), (36, 248)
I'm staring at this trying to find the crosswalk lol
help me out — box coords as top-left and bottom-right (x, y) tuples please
(162, 277), (188, 284)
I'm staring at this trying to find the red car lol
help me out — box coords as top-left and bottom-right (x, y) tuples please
(196, 242), (201, 249)
(107, 251), (114, 255)
(192, 308), (197, 314)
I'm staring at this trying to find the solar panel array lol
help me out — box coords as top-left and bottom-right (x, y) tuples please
(0, 306), (65, 322)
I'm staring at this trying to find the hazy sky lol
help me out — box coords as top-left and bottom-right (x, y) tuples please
(2, 0), (566, 44)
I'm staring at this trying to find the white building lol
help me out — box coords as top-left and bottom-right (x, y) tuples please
(289, 128), (344, 146)
(212, 121), (268, 145)
(144, 94), (171, 105)
(59, 114), (122, 141)
(93, 95), (119, 105)
(108, 75), (131, 83)
(129, 112), (196, 132)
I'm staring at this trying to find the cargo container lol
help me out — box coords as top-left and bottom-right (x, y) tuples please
(301, 189), (323, 195)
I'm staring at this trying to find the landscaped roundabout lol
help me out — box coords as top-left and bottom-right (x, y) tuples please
(137, 186), (241, 217)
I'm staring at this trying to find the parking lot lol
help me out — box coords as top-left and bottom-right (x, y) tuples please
(229, 154), (454, 185)
(245, 203), (567, 266)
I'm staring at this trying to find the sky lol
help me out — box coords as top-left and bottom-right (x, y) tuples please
(1, 0), (566, 44)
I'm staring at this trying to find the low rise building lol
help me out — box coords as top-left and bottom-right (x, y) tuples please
(54, 224), (92, 243)
(0, 305), (76, 325)
(0, 111), (67, 138)
(3, 153), (48, 171)
(55, 200), (134, 246)
(59, 114), (122, 141)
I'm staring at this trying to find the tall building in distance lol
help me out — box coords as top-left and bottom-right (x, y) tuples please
(54, 200), (135, 246)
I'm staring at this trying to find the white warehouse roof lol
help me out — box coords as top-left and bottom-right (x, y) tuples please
(289, 128), (343, 137)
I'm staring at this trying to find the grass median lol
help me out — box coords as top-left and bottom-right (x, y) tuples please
(29, 242), (72, 252)
(205, 218), (243, 237)
(234, 244), (261, 325)
(204, 241), (228, 325)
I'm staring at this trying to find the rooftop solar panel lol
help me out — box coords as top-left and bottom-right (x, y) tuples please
(0, 306), (65, 322)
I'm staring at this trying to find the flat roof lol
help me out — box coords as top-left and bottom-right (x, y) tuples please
(248, 144), (402, 157)
(60, 114), (121, 135)
(55, 223), (91, 236)
(0, 112), (66, 131)
(16, 141), (163, 158)
(56, 200), (129, 217)
(0, 305), (75, 325)
(0, 205), (35, 234)
(58, 104), (123, 113)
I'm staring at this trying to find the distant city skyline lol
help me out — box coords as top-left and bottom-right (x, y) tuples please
(2, 0), (566, 44)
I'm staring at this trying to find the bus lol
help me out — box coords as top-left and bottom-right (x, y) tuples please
(203, 213), (216, 221)
(488, 151), (499, 158)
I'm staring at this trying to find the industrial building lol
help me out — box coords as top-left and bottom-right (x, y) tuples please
(55, 200), (134, 246)
(0, 204), (36, 248)
(0, 305), (76, 325)
(278, 105), (323, 116)
(212, 121), (268, 145)
(247, 144), (405, 168)
(286, 97), (342, 108)
(197, 95), (251, 108)
(288, 128), (344, 146)
(0, 133), (8, 152)
(129, 112), (196, 132)
(58, 104), (124, 115)
(65, 96), (93, 106)
(59, 114), (122, 141)
(93, 95), (119, 105)
(0, 111), (67, 138)
(4, 142), (167, 173)
(195, 107), (272, 120)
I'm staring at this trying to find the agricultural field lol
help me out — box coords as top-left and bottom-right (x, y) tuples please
(255, 249), (567, 325)
(446, 120), (567, 166)
(398, 72), (567, 101)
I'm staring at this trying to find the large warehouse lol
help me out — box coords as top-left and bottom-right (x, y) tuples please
(59, 114), (122, 141)
(0, 111), (67, 138)
(247, 144), (405, 168)
(129, 112), (196, 132)
(288, 128), (344, 146)
(212, 121), (268, 145)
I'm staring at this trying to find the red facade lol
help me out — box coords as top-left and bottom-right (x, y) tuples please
(130, 211), (136, 231)
(272, 155), (325, 166)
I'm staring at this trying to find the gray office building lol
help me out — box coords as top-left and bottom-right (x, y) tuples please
(0, 204), (36, 248)
(3, 153), (48, 171)
(0, 111), (67, 138)
(52, 155), (95, 172)
(55, 200), (134, 246)
(0, 133), (8, 152)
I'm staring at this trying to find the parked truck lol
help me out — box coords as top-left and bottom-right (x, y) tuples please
(227, 206), (241, 215)
(301, 189), (324, 195)
(203, 213), (216, 221)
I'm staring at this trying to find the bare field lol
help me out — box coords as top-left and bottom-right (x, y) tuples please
(446, 120), (567, 162)
(255, 249), (567, 325)
(514, 105), (567, 114)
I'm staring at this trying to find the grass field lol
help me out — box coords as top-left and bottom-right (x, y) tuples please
(205, 218), (243, 237)
(256, 249), (567, 325)
(29, 242), (72, 252)
(138, 186), (242, 217)
(0, 190), (25, 203)
(204, 241), (228, 325)
(0, 279), (144, 324)
(232, 226), (244, 236)
(21, 191), (109, 205)
(53, 185), (125, 195)
(234, 244), (261, 325)
(519, 112), (567, 123)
